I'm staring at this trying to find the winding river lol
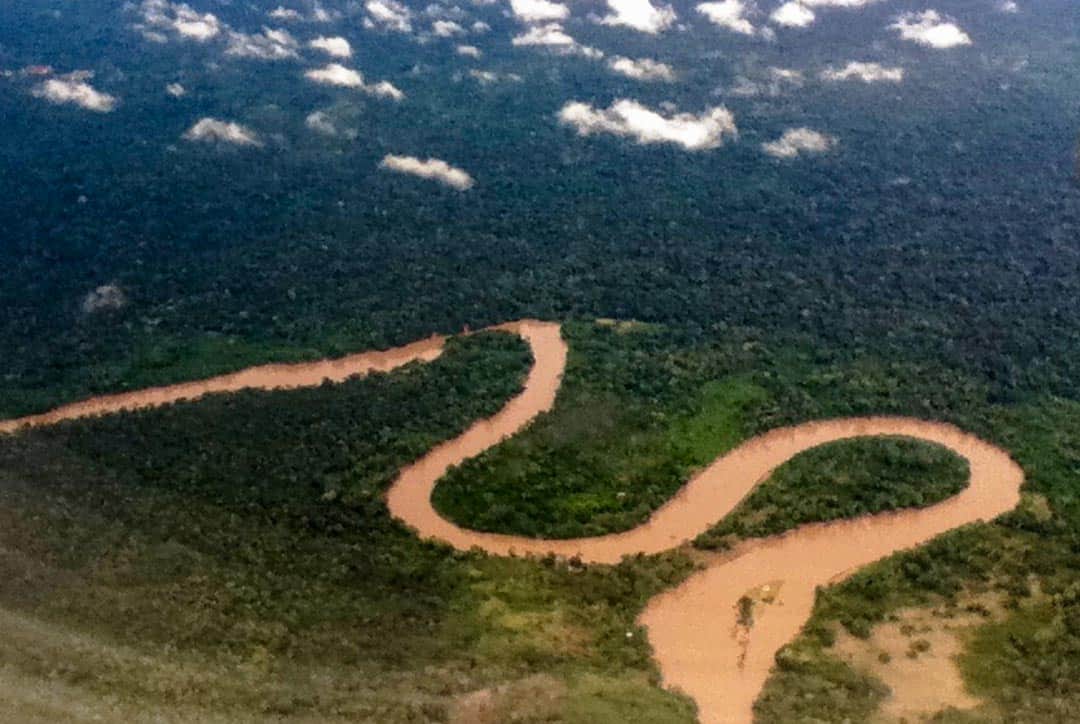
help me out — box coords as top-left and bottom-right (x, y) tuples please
(0, 320), (1024, 723)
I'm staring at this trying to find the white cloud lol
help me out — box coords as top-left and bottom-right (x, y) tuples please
(183, 117), (262, 146)
(366, 80), (406, 100)
(225, 27), (299, 59)
(424, 3), (467, 19)
(304, 63), (406, 99)
(890, 10), (971, 48)
(32, 76), (116, 112)
(269, 2), (335, 21)
(457, 44), (482, 57)
(724, 67), (801, 97)
(433, 19), (467, 36)
(599, 0), (677, 34)
(135, 0), (222, 42)
(998, 0), (1018, 12)
(821, 61), (903, 82)
(469, 68), (523, 84)
(304, 110), (357, 138)
(472, 20), (491, 32)
(607, 56), (676, 81)
(166, 82), (187, 96)
(559, 99), (736, 151)
(305, 110), (336, 134)
(771, 2), (814, 27)
(172, 6), (221, 39)
(306, 62), (364, 86)
(799, 0), (878, 6)
(379, 154), (475, 190)
(512, 24), (603, 58)
(269, 6), (303, 20)
(365, 0), (413, 32)
(761, 127), (835, 158)
(310, 36), (353, 57)
(510, 0), (570, 22)
(696, 0), (756, 35)
(82, 285), (127, 314)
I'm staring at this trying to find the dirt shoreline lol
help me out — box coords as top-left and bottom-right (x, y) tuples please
(0, 320), (1024, 724)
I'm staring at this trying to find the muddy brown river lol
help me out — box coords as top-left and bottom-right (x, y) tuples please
(0, 320), (1024, 723)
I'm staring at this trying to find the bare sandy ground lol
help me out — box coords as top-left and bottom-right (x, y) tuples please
(0, 320), (1024, 724)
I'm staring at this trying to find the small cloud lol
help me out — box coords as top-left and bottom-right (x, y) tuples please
(512, 24), (603, 58)
(761, 127), (835, 158)
(599, 0), (677, 34)
(559, 99), (737, 151)
(770, 66), (803, 83)
(510, 0), (570, 23)
(269, 6), (303, 20)
(306, 62), (364, 86)
(33, 75), (117, 112)
(172, 8), (221, 39)
(305, 110), (357, 138)
(424, 3), (467, 19)
(696, 0), (756, 35)
(607, 56), (676, 81)
(310, 36), (353, 57)
(472, 20), (491, 32)
(457, 44), (482, 57)
(270, 2), (336, 21)
(821, 61), (903, 83)
(469, 68), (523, 84)
(890, 10), (971, 49)
(364, 0), (413, 32)
(134, 0), (222, 42)
(183, 117), (262, 146)
(432, 19), (467, 36)
(82, 285), (127, 314)
(310, 2), (334, 21)
(998, 0), (1018, 12)
(379, 154), (475, 190)
(305, 110), (337, 134)
(304, 63), (406, 99)
(770, 2), (814, 27)
(225, 27), (299, 59)
(799, 0), (877, 6)
(366, 80), (405, 100)
(166, 81), (187, 96)
(723, 67), (801, 97)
